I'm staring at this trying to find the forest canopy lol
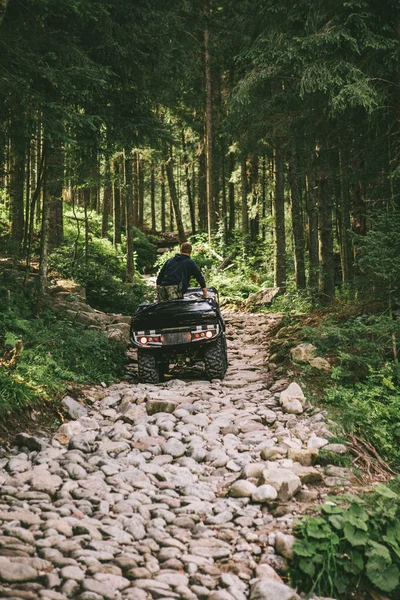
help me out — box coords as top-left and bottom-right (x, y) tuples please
(0, 0), (399, 304)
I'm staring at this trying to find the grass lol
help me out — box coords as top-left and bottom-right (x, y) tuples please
(0, 274), (128, 417)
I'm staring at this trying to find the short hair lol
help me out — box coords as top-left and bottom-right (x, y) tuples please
(180, 242), (192, 254)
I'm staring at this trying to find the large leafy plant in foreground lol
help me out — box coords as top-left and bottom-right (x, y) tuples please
(291, 485), (400, 598)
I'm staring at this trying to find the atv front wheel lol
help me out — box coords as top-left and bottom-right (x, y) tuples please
(138, 350), (160, 384)
(204, 335), (228, 380)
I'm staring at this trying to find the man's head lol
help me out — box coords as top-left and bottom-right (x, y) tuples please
(180, 242), (192, 256)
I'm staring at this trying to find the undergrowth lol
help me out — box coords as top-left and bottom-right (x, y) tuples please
(0, 276), (127, 416)
(291, 484), (400, 598)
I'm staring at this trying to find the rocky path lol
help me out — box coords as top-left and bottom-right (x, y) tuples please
(0, 311), (349, 600)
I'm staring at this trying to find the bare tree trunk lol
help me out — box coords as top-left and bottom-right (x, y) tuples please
(273, 146), (286, 290)
(261, 154), (266, 240)
(120, 158), (126, 230)
(161, 163), (166, 233)
(241, 155), (249, 256)
(221, 140), (227, 244)
(125, 157), (134, 282)
(113, 156), (121, 246)
(182, 129), (196, 234)
(150, 161), (156, 232)
(338, 146), (353, 284)
(47, 139), (64, 250)
(288, 148), (306, 290)
(318, 157), (335, 299)
(249, 154), (259, 242)
(165, 147), (187, 244)
(138, 155), (144, 228)
(204, 0), (216, 239)
(25, 145), (44, 285)
(306, 152), (319, 294)
(36, 139), (51, 313)
(22, 139), (31, 254)
(102, 157), (111, 237)
(9, 123), (25, 254)
(133, 152), (139, 226)
(0, 0), (8, 27)
(228, 146), (235, 236)
(198, 145), (207, 230)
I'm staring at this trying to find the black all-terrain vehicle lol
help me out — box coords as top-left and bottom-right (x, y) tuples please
(130, 287), (228, 383)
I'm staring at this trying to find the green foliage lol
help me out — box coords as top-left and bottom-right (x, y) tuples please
(291, 485), (400, 598)
(320, 366), (400, 467)
(0, 273), (127, 415)
(304, 315), (400, 381)
(49, 225), (154, 314)
(154, 234), (265, 303)
(355, 210), (400, 302)
(63, 208), (157, 273)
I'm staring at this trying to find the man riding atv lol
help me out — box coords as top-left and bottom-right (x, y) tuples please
(156, 242), (208, 302)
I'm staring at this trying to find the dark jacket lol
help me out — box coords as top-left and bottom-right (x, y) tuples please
(156, 254), (206, 294)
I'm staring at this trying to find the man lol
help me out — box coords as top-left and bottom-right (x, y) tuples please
(156, 242), (208, 302)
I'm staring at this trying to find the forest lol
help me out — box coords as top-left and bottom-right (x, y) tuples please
(1, 0), (400, 598)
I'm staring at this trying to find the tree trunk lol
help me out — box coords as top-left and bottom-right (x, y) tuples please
(220, 136), (227, 244)
(161, 163), (166, 233)
(306, 153), (319, 294)
(0, 0), (8, 27)
(125, 157), (134, 282)
(198, 145), (207, 230)
(120, 158), (126, 230)
(150, 162), (156, 232)
(352, 172), (366, 236)
(228, 146), (235, 236)
(36, 139), (51, 313)
(102, 157), (111, 237)
(249, 154), (259, 242)
(273, 147), (286, 291)
(182, 129), (196, 234)
(241, 155), (249, 256)
(22, 139), (31, 254)
(261, 154), (267, 240)
(47, 139), (64, 250)
(204, 0), (216, 239)
(165, 147), (187, 243)
(9, 123), (25, 254)
(338, 146), (353, 283)
(288, 148), (306, 290)
(113, 157), (121, 246)
(138, 156), (144, 229)
(318, 159), (335, 299)
(133, 152), (139, 227)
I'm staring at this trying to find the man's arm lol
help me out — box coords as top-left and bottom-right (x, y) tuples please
(156, 260), (168, 286)
(190, 261), (207, 297)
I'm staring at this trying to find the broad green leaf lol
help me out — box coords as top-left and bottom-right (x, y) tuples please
(329, 514), (344, 530)
(345, 514), (368, 531)
(349, 503), (368, 521)
(299, 558), (316, 577)
(343, 523), (368, 546)
(321, 503), (344, 515)
(367, 541), (392, 562)
(374, 485), (398, 499)
(366, 561), (399, 593)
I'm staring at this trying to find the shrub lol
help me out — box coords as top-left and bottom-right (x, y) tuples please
(303, 315), (400, 381)
(291, 485), (400, 598)
(49, 238), (153, 314)
(320, 366), (400, 467)
(0, 274), (127, 415)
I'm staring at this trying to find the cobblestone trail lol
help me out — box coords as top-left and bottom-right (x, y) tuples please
(0, 312), (346, 600)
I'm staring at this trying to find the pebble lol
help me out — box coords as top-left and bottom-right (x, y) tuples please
(0, 311), (339, 600)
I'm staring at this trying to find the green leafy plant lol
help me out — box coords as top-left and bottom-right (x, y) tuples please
(291, 485), (400, 598)
(0, 275), (127, 415)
